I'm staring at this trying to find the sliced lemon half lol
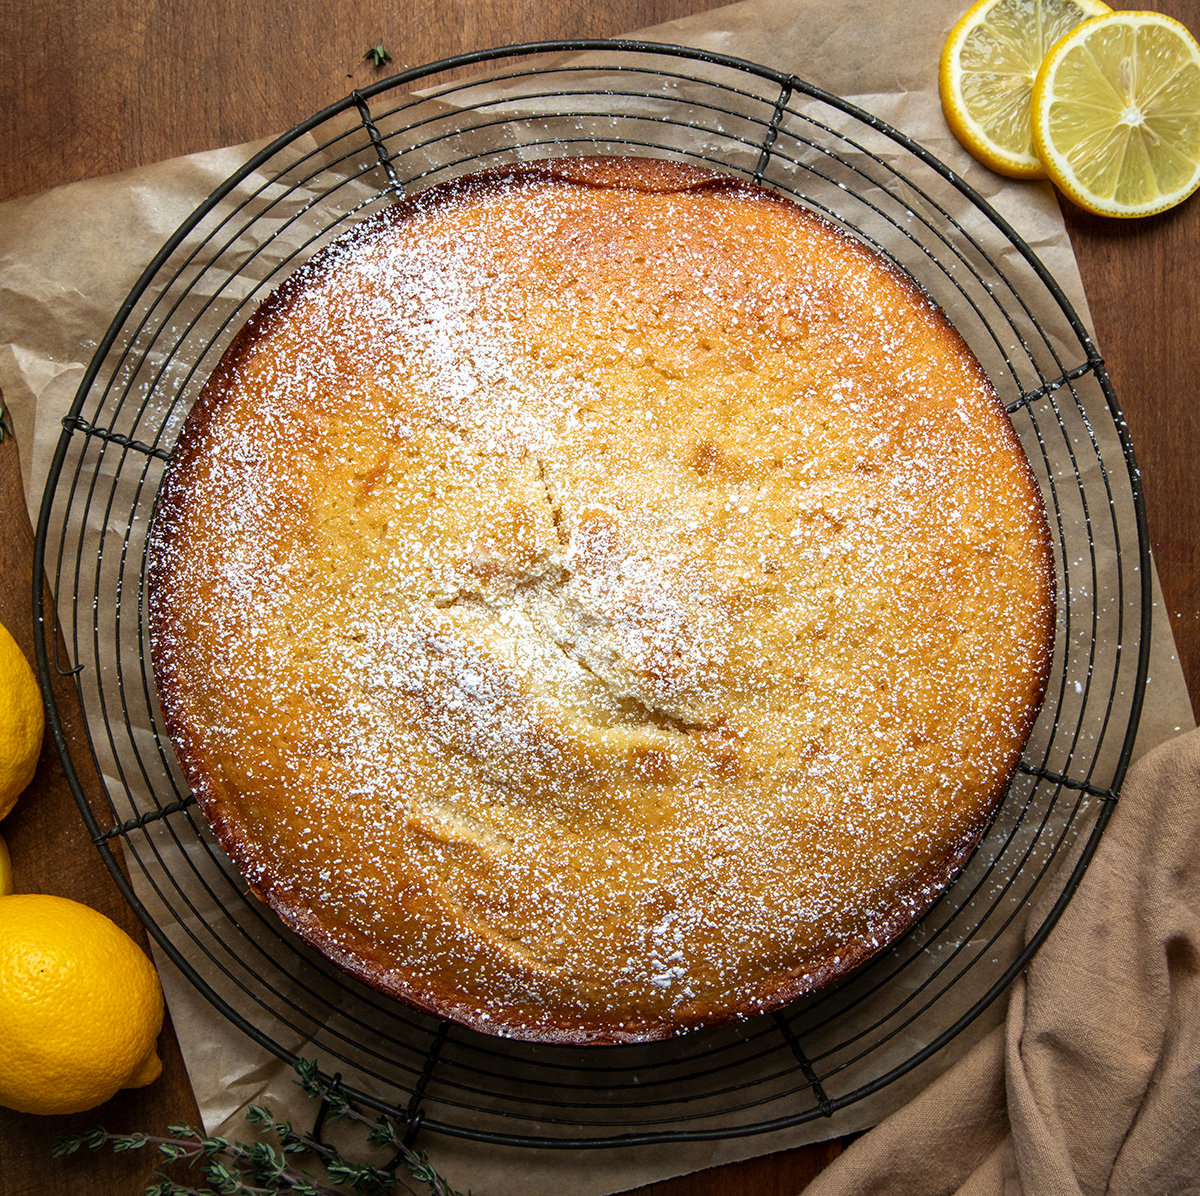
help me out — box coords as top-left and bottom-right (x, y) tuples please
(941, 0), (1112, 177)
(1032, 11), (1200, 217)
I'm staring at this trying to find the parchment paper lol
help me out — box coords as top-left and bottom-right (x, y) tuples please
(1, 0), (1194, 1192)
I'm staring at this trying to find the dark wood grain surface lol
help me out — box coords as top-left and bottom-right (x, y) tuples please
(1, 1), (1197, 1193)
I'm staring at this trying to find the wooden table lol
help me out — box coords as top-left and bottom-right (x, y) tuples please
(1, 2), (1197, 1192)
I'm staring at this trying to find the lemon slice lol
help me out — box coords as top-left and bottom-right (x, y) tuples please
(941, 0), (1112, 177)
(1032, 11), (1200, 216)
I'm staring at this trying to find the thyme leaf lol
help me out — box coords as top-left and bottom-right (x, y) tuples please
(52, 1059), (469, 1196)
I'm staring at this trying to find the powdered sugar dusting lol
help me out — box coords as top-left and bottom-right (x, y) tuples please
(147, 159), (1054, 1042)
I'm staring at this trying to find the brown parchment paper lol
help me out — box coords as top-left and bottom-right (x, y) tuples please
(0, 0), (1194, 1192)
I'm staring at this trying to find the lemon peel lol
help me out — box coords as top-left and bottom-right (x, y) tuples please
(0, 894), (164, 1116)
(0, 622), (44, 821)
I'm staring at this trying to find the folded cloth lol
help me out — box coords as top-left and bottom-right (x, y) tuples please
(805, 726), (1200, 1196)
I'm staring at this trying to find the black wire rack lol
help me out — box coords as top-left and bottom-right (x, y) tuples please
(33, 41), (1151, 1149)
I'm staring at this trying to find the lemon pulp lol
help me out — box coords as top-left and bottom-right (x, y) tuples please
(1032, 11), (1200, 216)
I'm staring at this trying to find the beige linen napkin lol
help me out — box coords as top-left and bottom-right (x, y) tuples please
(807, 725), (1200, 1196)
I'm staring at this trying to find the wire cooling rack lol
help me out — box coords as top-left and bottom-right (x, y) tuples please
(33, 41), (1151, 1148)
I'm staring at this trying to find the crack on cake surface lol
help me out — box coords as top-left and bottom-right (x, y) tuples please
(536, 456), (569, 547)
(428, 530), (726, 739)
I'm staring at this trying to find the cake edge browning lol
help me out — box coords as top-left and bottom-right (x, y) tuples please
(147, 156), (1058, 1044)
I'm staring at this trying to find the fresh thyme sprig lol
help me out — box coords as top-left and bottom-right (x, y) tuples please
(363, 43), (392, 68)
(53, 1060), (468, 1196)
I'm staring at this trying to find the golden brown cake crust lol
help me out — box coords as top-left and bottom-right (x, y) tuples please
(148, 157), (1055, 1043)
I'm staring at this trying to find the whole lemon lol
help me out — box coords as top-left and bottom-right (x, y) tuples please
(0, 621), (44, 820)
(0, 894), (164, 1115)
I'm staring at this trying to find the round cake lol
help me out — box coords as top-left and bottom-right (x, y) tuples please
(148, 156), (1055, 1044)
